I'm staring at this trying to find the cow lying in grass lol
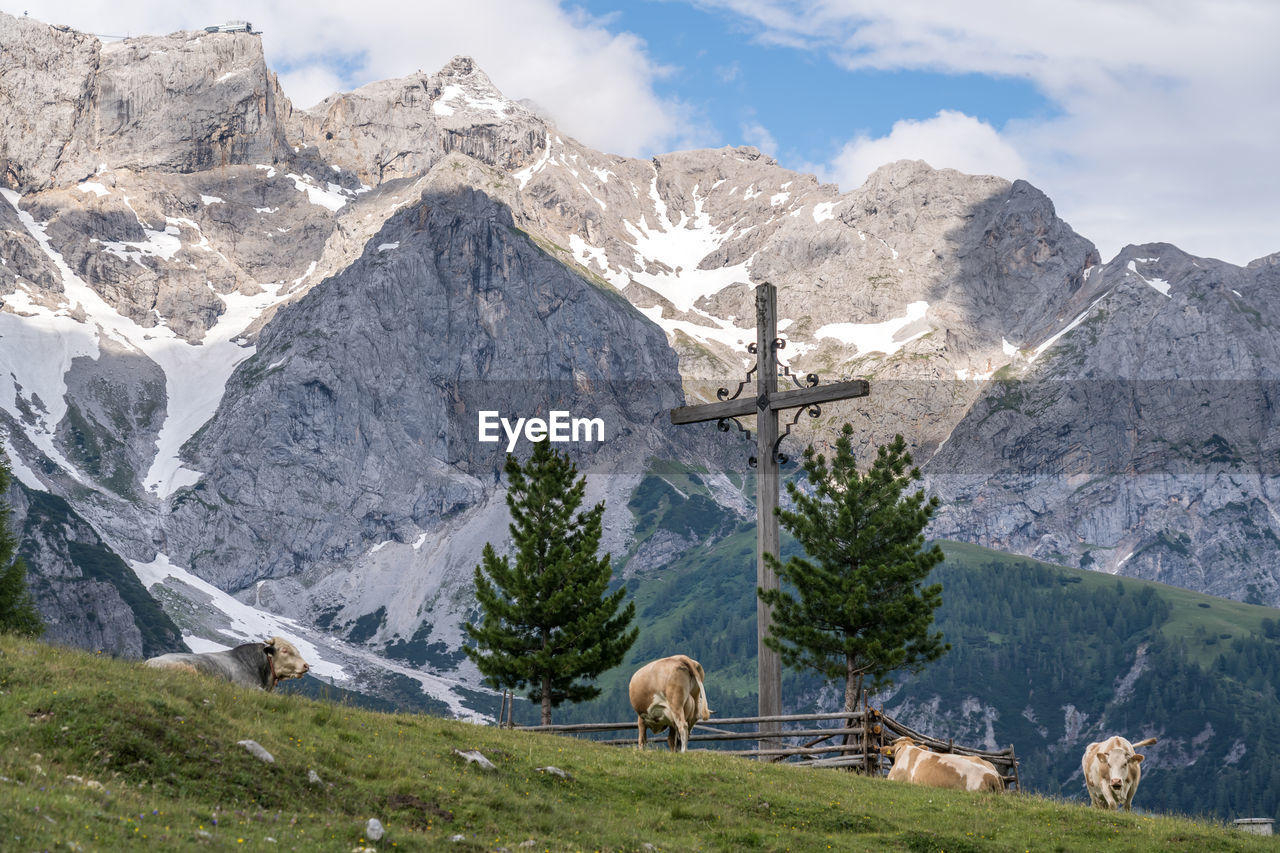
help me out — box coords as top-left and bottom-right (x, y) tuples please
(883, 736), (1004, 792)
(629, 654), (711, 752)
(145, 637), (310, 691)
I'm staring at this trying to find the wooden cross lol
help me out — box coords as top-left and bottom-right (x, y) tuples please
(670, 282), (869, 744)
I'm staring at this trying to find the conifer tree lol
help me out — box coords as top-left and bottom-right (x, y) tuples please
(759, 426), (947, 712)
(465, 441), (637, 725)
(0, 453), (43, 637)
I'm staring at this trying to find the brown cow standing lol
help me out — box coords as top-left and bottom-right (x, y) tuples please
(628, 655), (711, 752)
(884, 736), (1004, 792)
(1082, 735), (1158, 810)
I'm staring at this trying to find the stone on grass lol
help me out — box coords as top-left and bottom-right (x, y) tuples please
(536, 766), (572, 780)
(366, 817), (385, 841)
(238, 740), (275, 763)
(452, 749), (496, 771)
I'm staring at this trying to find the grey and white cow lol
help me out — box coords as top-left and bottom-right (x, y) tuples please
(146, 636), (310, 691)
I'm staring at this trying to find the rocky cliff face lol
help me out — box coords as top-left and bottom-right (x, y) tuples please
(2, 12), (1279, 712)
(927, 244), (1280, 604)
(0, 15), (292, 189)
(9, 480), (183, 657)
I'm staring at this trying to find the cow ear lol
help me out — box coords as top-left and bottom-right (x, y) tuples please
(1130, 754), (1145, 764)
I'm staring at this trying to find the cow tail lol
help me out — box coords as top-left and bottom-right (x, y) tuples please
(694, 672), (709, 720)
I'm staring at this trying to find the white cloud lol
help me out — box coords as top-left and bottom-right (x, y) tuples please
(827, 110), (1028, 188)
(699, 0), (1280, 265)
(22, 0), (696, 157)
(741, 120), (779, 156)
(275, 66), (346, 113)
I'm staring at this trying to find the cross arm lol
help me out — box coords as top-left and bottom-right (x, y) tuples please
(670, 379), (869, 425)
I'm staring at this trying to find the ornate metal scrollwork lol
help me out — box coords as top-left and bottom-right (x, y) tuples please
(771, 402), (822, 464)
(717, 363), (757, 403)
(780, 364), (820, 389)
(717, 416), (753, 441)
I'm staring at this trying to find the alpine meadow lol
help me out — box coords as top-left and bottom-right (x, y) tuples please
(0, 6), (1278, 846)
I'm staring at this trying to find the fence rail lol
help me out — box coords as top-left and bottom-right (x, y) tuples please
(513, 707), (1020, 791)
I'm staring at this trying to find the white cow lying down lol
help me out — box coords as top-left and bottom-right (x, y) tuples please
(884, 736), (1005, 792)
(146, 637), (310, 691)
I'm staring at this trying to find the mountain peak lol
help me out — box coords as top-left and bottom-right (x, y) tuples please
(439, 54), (483, 80)
(289, 55), (544, 185)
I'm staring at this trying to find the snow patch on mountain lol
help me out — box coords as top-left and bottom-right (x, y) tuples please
(0, 189), (301, 498)
(132, 552), (488, 718)
(286, 172), (349, 212)
(1127, 259), (1171, 297)
(513, 132), (553, 190)
(637, 305), (755, 355)
(1029, 293), (1109, 363)
(622, 179), (751, 312)
(432, 83), (510, 118)
(132, 552), (345, 679)
(95, 222), (182, 266)
(812, 301), (930, 356)
(144, 278), (294, 497)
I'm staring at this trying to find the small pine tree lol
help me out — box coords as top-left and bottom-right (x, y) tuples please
(759, 426), (947, 712)
(465, 441), (637, 725)
(0, 453), (43, 638)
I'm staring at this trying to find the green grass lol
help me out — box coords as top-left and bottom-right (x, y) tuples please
(0, 637), (1273, 852)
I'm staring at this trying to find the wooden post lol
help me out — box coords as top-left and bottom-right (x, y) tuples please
(669, 282), (871, 755)
(755, 284), (782, 750)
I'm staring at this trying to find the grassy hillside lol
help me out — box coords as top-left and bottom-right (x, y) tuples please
(0, 636), (1272, 852)
(539, 518), (1280, 823)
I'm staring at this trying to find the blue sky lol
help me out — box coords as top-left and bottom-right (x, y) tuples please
(18, 0), (1280, 266)
(574, 0), (1055, 168)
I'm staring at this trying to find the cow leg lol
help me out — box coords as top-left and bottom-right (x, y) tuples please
(669, 717), (689, 752)
(636, 717), (647, 750)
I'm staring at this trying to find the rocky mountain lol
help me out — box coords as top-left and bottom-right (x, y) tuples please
(928, 244), (1280, 604)
(2, 12), (1278, 714)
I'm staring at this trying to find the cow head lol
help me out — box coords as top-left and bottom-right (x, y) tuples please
(264, 637), (310, 682)
(883, 736), (919, 757)
(1095, 745), (1143, 794)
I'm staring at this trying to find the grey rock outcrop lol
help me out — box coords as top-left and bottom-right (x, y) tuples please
(291, 56), (547, 185)
(0, 13), (293, 191)
(162, 155), (696, 590)
(8, 480), (184, 658)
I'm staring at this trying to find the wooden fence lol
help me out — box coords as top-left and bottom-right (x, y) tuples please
(514, 706), (1020, 791)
